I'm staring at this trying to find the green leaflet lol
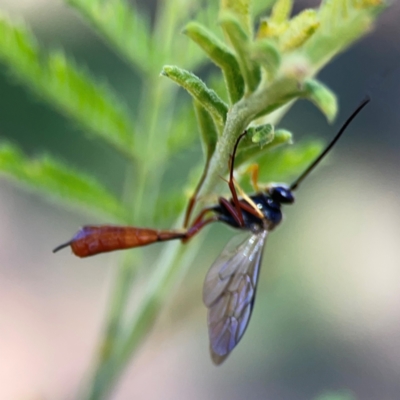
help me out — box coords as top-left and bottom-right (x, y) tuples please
(161, 65), (228, 133)
(0, 143), (127, 221)
(220, 12), (261, 93)
(249, 124), (275, 147)
(183, 22), (244, 103)
(194, 101), (218, 163)
(302, 79), (338, 122)
(0, 14), (136, 159)
(235, 129), (293, 166)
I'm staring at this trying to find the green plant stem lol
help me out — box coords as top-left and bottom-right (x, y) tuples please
(198, 76), (301, 200)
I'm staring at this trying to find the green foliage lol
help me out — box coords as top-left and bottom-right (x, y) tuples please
(236, 128), (293, 166)
(194, 100), (218, 162)
(0, 14), (135, 158)
(0, 143), (126, 220)
(250, 123), (275, 147)
(67, 0), (209, 74)
(220, 11), (262, 92)
(161, 65), (228, 132)
(302, 79), (338, 122)
(183, 21), (244, 103)
(0, 0), (386, 399)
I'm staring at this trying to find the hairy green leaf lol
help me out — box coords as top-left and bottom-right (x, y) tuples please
(183, 21), (244, 103)
(0, 142), (127, 221)
(161, 65), (228, 132)
(302, 78), (338, 122)
(220, 12), (261, 93)
(236, 128), (293, 166)
(194, 100), (218, 162)
(249, 123), (275, 147)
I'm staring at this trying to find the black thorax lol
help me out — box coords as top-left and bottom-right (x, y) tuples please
(212, 193), (283, 233)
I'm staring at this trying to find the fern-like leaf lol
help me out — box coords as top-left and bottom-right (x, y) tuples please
(0, 14), (136, 159)
(0, 142), (127, 221)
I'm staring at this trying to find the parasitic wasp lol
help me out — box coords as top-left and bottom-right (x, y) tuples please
(54, 97), (370, 364)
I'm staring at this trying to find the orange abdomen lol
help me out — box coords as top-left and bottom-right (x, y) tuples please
(69, 226), (183, 257)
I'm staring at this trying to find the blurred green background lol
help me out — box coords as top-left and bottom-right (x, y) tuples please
(1, 1), (400, 399)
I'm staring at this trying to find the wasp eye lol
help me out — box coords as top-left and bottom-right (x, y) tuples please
(268, 186), (295, 204)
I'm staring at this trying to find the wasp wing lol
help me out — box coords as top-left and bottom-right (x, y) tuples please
(203, 230), (268, 364)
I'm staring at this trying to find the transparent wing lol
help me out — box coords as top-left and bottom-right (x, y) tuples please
(203, 230), (268, 365)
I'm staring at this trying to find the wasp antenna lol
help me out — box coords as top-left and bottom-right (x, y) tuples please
(290, 96), (370, 191)
(53, 240), (72, 253)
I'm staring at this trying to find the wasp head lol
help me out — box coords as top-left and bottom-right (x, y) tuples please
(267, 185), (295, 205)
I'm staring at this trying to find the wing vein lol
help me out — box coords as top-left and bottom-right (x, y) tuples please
(203, 230), (268, 364)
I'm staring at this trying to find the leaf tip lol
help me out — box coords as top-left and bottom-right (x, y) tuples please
(160, 65), (172, 77)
